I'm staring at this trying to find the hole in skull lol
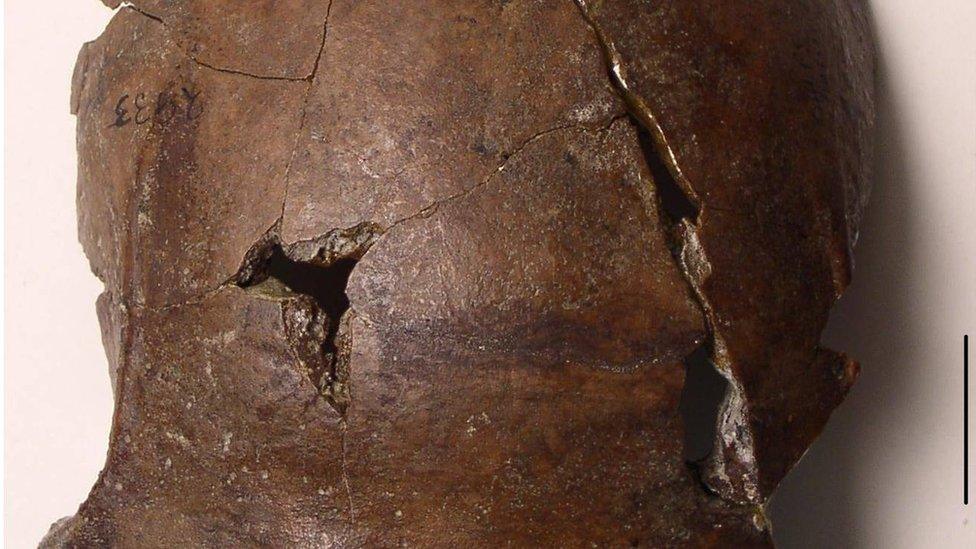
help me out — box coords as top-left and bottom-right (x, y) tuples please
(679, 346), (728, 463)
(263, 246), (358, 353)
(235, 234), (372, 416)
(633, 120), (700, 222)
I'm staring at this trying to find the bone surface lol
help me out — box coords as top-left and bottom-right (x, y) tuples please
(44, 1), (875, 546)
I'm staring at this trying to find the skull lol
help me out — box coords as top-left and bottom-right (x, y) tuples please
(45, 0), (874, 546)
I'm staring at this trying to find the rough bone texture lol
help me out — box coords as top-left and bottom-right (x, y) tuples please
(47, 0), (874, 546)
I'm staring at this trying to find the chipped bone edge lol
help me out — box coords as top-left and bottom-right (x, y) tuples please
(572, 0), (765, 505)
(576, 0), (863, 511)
(232, 221), (383, 415)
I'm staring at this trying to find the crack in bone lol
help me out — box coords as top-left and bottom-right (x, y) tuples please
(384, 115), (627, 234)
(279, 0), (334, 225)
(120, 1), (330, 82)
(341, 423), (356, 524)
(572, 0), (761, 504)
(91, 3), (335, 312)
(572, 1), (699, 206)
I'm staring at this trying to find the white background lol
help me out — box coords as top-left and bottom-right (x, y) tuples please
(4, 1), (975, 547)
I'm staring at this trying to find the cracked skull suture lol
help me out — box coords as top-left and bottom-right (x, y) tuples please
(45, 0), (875, 546)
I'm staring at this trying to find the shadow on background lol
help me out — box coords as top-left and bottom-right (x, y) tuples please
(768, 33), (920, 547)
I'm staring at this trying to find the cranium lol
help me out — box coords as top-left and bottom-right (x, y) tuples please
(45, 0), (874, 546)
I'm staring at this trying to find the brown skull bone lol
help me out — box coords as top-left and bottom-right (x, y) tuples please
(45, 0), (874, 546)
